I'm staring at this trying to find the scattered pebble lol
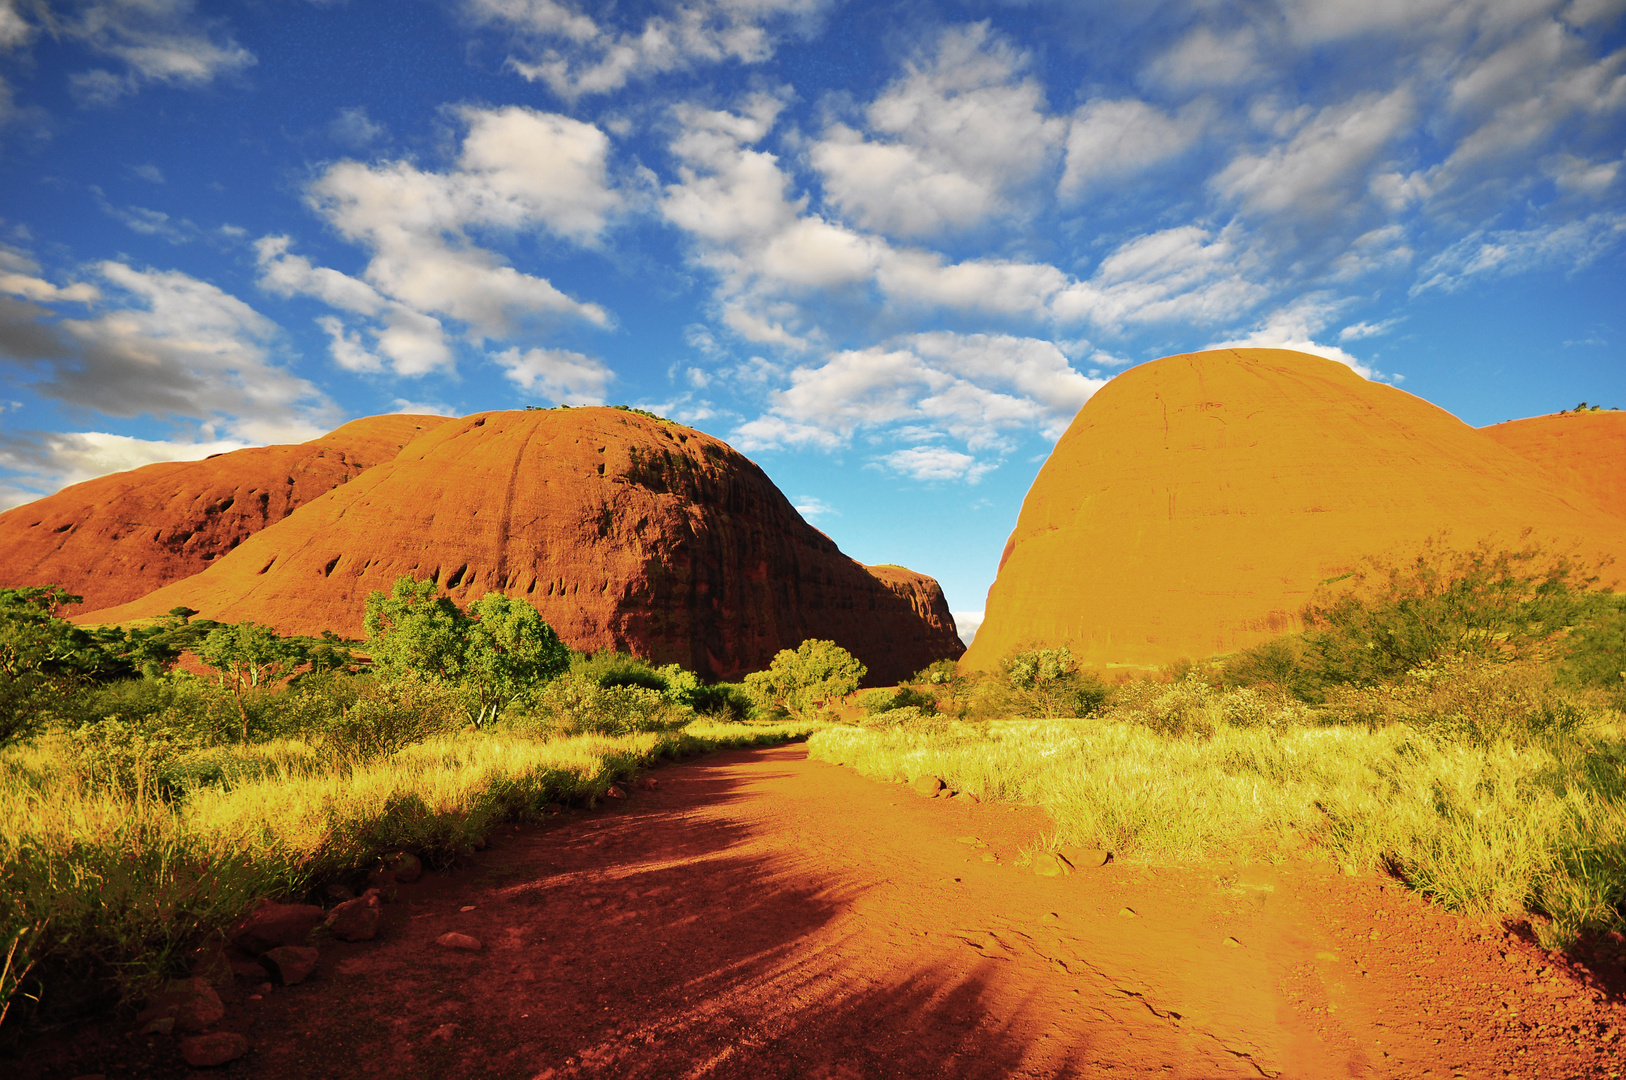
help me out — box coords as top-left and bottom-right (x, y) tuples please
(460, 905), (476, 912)
(436, 932), (483, 951)
(1119, 907), (1138, 918)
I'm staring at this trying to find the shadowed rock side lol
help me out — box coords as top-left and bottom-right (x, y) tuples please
(1481, 410), (1626, 519)
(0, 415), (451, 614)
(81, 408), (963, 684)
(963, 348), (1626, 671)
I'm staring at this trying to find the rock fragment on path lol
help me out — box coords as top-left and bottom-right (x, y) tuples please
(910, 775), (944, 798)
(605, 784), (626, 799)
(1058, 846), (1111, 868)
(136, 977), (224, 1033)
(179, 1031), (249, 1067)
(436, 932), (482, 952)
(325, 890), (381, 941)
(363, 869), (400, 902)
(259, 945), (319, 985)
(386, 851), (423, 883)
(230, 901), (324, 955)
(1033, 852), (1073, 877)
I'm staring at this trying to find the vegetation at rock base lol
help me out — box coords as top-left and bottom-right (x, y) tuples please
(743, 639), (866, 721)
(0, 575), (814, 1030)
(811, 536), (1626, 952)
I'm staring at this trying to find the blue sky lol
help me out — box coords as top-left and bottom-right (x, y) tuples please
(1, 0), (1623, 640)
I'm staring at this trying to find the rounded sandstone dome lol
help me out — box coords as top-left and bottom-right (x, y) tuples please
(962, 348), (1626, 671)
(0, 414), (450, 613)
(83, 407), (962, 683)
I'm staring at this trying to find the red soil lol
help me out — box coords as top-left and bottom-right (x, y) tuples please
(965, 349), (1626, 671)
(1481, 411), (1626, 520)
(16, 744), (1622, 1079)
(78, 408), (963, 683)
(0, 415), (449, 614)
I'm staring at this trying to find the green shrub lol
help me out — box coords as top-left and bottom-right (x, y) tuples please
(571, 650), (670, 692)
(1560, 598), (1626, 706)
(742, 640), (866, 721)
(1301, 533), (1612, 687)
(857, 686), (938, 716)
(1104, 677), (1311, 738)
(685, 682), (752, 721)
(1324, 655), (1604, 747)
(523, 673), (691, 736)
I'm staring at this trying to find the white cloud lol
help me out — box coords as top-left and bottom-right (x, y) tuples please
(792, 495), (837, 518)
(1059, 98), (1200, 199)
(0, 429), (247, 511)
(952, 609), (983, 645)
(131, 163), (164, 184)
(57, 0), (256, 104)
(1207, 294), (1380, 379)
(260, 106), (617, 379)
(329, 105), (385, 149)
(1053, 225), (1268, 329)
(811, 23), (1063, 235)
(492, 346), (613, 404)
(1412, 211), (1626, 292)
(880, 446), (993, 483)
(1144, 25), (1262, 90)
(1213, 89), (1416, 219)
(735, 332), (1100, 463)
(1338, 318), (1401, 341)
(0, 258), (336, 446)
(0, 1), (34, 51)
(465, 0), (829, 99)
(0, 246), (101, 304)
(1546, 152), (1622, 195)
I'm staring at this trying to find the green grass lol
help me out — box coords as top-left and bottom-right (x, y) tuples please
(807, 713), (1626, 949)
(0, 718), (813, 1020)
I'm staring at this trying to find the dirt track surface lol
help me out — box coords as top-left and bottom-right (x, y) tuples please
(18, 743), (1626, 1079)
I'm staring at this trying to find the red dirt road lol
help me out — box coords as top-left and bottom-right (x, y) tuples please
(19, 743), (1626, 1079)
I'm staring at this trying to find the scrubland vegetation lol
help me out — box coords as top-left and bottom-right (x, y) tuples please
(0, 578), (807, 1027)
(811, 536), (1626, 949)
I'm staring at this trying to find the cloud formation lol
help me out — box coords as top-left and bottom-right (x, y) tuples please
(465, 0), (828, 98)
(261, 105), (617, 379)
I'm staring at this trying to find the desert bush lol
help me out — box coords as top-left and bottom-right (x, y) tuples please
(1105, 676), (1311, 738)
(996, 645), (1109, 719)
(309, 676), (465, 760)
(857, 685), (937, 716)
(523, 673), (690, 736)
(742, 639), (866, 721)
(365, 577), (570, 727)
(571, 650), (669, 691)
(1301, 533), (1612, 686)
(914, 659), (959, 685)
(685, 682), (753, 721)
(1323, 655), (1603, 747)
(1221, 636), (1324, 701)
(1560, 598), (1626, 706)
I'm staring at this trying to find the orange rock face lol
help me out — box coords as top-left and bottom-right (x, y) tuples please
(962, 349), (1626, 671)
(81, 408), (963, 684)
(0, 415), (450, 613)
(1481, 410), (1626, 519)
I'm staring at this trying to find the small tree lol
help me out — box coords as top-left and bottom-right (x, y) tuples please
(743, 639), (866, 721)
(198, 622), (303, 742)
(364, 576), (569, 727)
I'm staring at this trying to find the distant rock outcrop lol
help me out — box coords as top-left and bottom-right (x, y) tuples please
(0, 415), (450, 613)
(962, 349), (1626, 671)
(81, 408), (963, 684)
(1481, 410), (1626, 519)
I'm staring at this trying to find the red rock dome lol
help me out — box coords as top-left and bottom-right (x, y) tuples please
(81, 407), (963, 683)
(0, 415), (450, 613)
(1481, 410), (1626, 519)
(962, 349), (1626, 671)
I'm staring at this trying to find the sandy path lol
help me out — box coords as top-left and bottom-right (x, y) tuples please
(18, 743), (1624, 1079)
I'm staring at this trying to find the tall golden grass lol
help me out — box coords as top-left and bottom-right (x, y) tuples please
(809, 703), (1626, 949)
(0, 719), (810, 1019)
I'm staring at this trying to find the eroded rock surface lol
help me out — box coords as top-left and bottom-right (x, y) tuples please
(0, 415), (449, 613)
(81, 408), (963, 683)
(1481, 409), (1626, 519)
